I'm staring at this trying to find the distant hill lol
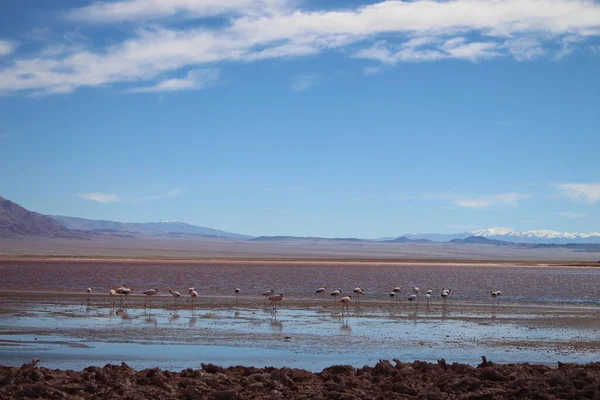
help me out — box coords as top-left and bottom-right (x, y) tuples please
(51, 215), (250, 239)
(381, 236), (432, 243)
(248, 236), (367, 243)
(450, 236), (515, 246)
(0, 196), (83, 238)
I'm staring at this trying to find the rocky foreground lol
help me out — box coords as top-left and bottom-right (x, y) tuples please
(1, 357), (600, 400)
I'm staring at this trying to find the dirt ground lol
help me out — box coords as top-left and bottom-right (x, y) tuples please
(2, 357), (600, 400)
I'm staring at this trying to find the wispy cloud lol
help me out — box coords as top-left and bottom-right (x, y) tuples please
(130, 69), (220, 93)
(454, 193), (528, 208)
(78, 188), (183, 204)
(559, 211), (588, 219)
(78, 192), (121, 203)
(556, 183), (600, 204)
(2, 0), (600, 95)
(290, 75), (318, 92)
(0, 40), (17, 57)
(363, 66), (381, 75)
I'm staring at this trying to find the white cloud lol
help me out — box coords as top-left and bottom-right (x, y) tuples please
(0, 40), (17, 56)
(556, 183), (600, 203)
(66, 0), (290, 22)
(131, 69), (220, 93)
(455, 193), (527, 208)
(503, 38), (546, 61)
(78, 192), (121, 203)
(559, 211), (588, 219)
(290, 74), (317, 92)
(78, 188), (183, 204)
(1, 0), (600, 95)
(555, 35), (584, 59)
(363, 66), (381, 75)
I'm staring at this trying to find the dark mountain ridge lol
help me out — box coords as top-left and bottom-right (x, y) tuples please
(0, 196), (83, 238)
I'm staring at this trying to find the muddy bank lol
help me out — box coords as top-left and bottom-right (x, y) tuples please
(2, 358), (600, 400)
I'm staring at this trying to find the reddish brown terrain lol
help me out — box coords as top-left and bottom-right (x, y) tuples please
(3, 358), (600, 400)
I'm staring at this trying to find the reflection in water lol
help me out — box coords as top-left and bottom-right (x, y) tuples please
(116, 308), (132, 323)
(340, 316), (352, 334)
(189, 310), (198, 328)
(169, 312), (181, 323)
(269, 312), (283, 332)
(143, 310), (158, 326)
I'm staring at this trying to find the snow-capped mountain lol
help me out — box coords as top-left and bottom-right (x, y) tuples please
(406, 227), (600, 244)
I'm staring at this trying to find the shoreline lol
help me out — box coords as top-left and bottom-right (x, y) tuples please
(2, 255), (599, 267)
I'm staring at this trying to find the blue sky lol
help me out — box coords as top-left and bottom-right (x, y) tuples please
(0, 0), (599, 238)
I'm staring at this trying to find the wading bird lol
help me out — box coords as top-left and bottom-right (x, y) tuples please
(235, 287), (240, 304)
(262, 289), (275, 304)
(491, 290), (502, 305)
(142, 288), (158, 307)
(339, 295), (352, 315)
(425, 293), (431, 307)
(330, 289), (342, 303)
(408, 293), (417, 307)
(169, 289), (181, 303)
(392, 287), (402, 302)
(389, 291), (397, 301)
(116, 285), (132, 305)
(353, 287), (364, 305)
(187, 288), (198, 306)
(86, 288), (91, 302)
(109, 288), (117, 306)
(268, 293), (284, 311)
(441, 288), (451, 306)
(412, 287), (420, 305)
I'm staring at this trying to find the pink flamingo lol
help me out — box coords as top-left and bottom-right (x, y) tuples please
(268, 293), (284, 310)
(187, 288), (198, 307)
(339, 295), (352, 315)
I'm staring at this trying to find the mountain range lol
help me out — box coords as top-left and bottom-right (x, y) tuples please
(404, 227), (600, 244)
(1, 195), (598, 245)
(50, 215), (250, 239)
(0, 196), (82, 238)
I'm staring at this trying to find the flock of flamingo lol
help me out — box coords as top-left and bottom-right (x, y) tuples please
(86, 285), (503, 312)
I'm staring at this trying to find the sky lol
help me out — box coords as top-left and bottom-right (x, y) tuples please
(0, 0), (599, 238)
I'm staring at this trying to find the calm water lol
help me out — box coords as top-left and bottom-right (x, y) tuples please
(1, 261), (600, 304)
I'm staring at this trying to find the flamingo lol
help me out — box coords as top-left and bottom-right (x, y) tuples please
(330, 289), (342, 303)
(86, 288), (91, 302)
(408, 293), (417, 307)
(142, 288), (158, 307)
(109, 288), (116, 306)
(235, 287), (241, 304)
(169, 289), (181, 304)
(389, 291), (397, 301)
(441, 288), (451, 306)
(268, 293), (284, 310)
(353, 287), (364, 305)
(262, 289), (275, 304)
(425, 293), (431, 307)
(187, 288), (198, 306)
(116, 285), (132, 305)
(491, 290), (502, 305)
(392, 287), (402, 302)
(339, 295), (352, 315)
(426, 288), (433, 295)
(315, 286), (326, 304)
(412, 286), (420, 305)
